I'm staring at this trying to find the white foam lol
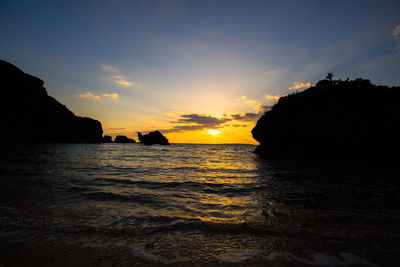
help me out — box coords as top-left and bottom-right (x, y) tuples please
(131, 244), (159, 262)
(215, 249), (259, 263)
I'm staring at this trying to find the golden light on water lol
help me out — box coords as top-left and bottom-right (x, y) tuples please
(207, 129), (219, 136)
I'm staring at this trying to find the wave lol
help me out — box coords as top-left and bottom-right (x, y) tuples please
(2, 214), (393, 241)
(88, 177), (264, 193)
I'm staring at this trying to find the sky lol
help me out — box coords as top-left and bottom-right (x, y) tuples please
(1, 0), (400, 144)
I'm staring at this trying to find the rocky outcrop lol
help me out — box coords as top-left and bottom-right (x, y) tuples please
(0, 59), (103, 143)
(114, 135), (136, 143)
(138, 131), (169, 145)
(252, 77), (400, 157)
(102, 135), (113, 143)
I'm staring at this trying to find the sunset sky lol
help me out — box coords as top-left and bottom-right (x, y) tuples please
(1, 0), (400, 144)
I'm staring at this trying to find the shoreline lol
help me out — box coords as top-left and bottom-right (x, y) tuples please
(0, 239), (287, 267)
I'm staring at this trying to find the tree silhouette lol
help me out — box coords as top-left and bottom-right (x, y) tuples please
(326, 72), (334, 82)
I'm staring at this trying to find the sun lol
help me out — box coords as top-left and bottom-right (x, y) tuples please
(207, 129), (219, 136)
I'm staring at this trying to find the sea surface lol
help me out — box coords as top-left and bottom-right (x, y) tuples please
(0, 143), (399, 265)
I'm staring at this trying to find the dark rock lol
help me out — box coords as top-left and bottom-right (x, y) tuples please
(138, 131), (169, 145)
(0, 59), (103, 143)
(252, 77), (400, 157)
(102, 135), (113, 143)
(114, 135), (136, 143)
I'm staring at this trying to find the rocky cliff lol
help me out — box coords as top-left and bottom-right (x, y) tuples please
(0, 60), (103, 143)
(252, 78), (400, 156)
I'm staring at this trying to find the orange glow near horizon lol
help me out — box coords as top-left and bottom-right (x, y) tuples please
(102, 118), (259, 145)
(165, 126), (257, 144)
(100, 108), (262, 145)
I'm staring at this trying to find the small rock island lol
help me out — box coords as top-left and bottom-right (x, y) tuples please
(138, 131), (170, 145)
(1, 60), (103, 143)
(114, 135), (136, 143)
(252, 76), (400, 156)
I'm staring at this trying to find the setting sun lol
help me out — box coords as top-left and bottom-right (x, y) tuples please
(207, 129), (219, 136)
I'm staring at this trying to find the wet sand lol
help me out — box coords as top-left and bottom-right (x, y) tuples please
(0, 240), (154, 267)
(0, 239), (293, 267)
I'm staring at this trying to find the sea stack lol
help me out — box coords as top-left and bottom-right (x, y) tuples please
(0, 59), (104, 143)
(138, 130), (170, 145)
(114, 135), (136, 143)
(251, 77), (400, 157)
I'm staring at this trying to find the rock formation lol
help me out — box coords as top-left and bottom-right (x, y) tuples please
(252, 77), (400, 157)
(114, 135), (136, 143)
(0, 59), (103, 143)
(138, 131), (169, 145)
(102, 135), (113, 143)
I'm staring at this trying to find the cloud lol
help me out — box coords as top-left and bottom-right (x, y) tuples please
(163, 113), (231, 133)
(288, 81), (311, 90)
(113, 75), (134, 87)
(101, 64), (118, 73)
(101, 64), (138, 87)
(263, 70), (279, 76)
(107, 127), (127, 130)
(102, 93), (119, 98)
(79, 92), (118, 101)
(393, 25), (400, 37)
(171, 114), (230, 128)
(393, 25), (400, 51)
(236, 95), (258, 105)
(166, 111), (184, 115)
(236, 95), (247, 101)
(265, 94), (283, 100)
(230, 113), (260, 121)
(163, 110), (268, 133)
(79, 92), (100, 100)
(255, 104), (271, 113)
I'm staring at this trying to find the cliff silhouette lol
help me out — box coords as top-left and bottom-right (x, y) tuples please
(252, 77), (400, 157)
(0, 60), (103, 143)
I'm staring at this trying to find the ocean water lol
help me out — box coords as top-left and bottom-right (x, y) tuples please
(0, 143), (399, 265)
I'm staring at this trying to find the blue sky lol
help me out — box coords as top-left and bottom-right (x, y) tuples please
(1, 0), (400, 143)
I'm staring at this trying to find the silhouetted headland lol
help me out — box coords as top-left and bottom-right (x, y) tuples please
(138, 130), (169, 145)
(252, 76), (400, 157)
(0, 60), (103, 143)
(114, 135), (136, 143)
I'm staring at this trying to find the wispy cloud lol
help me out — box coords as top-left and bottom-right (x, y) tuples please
(79, 92), (100, 100)
(265, 94), (283, 100)
(236, 95), (257, 104)
(230, 113), (260, 121)
(113, 75), (133, 87)
(288, 81), (311, 90)
(101, 64), (139, 87)
(102, 93), (119, 98)
(393, 25), (400, 37)
(107, 127), (127, 130)
(255, 104), (271, 113)
(101, 64), (118, 73)
(236, 95), (268, 112)
(79, 92), (119, 101)
(393, 25), (400, 51)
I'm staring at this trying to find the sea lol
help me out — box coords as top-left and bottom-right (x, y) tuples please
(0, 143), (399, 266)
